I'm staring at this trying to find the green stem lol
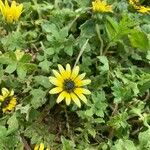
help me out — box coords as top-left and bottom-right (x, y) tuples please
(103, 42), (112, 55)
(95, 24), (103, 55)
(74, 39), (89, 67)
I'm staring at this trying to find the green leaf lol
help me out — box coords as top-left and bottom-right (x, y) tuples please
(138, 129), (150, 149)
(80, 19), (95, 38)
(5, 62), (17, 74)
(111, 139), (137, 150)
(34, 75), (51, 88)
(19, 54), (32, 63)
(17, 64), (27, 79)
(7, 113), (19, 134)
(30, 89), (47, 109)
(105, 16), (118, 41)
(39, 60), (52, 72)
(97, 56), (109, 72)
(129, 30), (150, 51)
(44, 48), (55, 55)
(0, 125), (7, 138)
(61, 136), (75, 150)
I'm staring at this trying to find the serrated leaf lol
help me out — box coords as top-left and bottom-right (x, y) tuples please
(97, 56), (109, 72)
(34, 75), (51, 88)
(39, 60), (52, 72)
(30, 89), (47, 109)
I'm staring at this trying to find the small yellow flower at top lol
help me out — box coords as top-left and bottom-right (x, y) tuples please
(92, 0), (113, 13)
(0, 88), (17, 113)
(129, 0), (150, 14)
(49, 64), (91, 108)
(0, 0), (23, 23)
(34, 143), (50, 150)
(129, 0), (139, 6)
(136, 6), (150, 13)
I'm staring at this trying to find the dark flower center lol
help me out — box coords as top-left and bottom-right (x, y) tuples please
(64, 79), (75, 92)
(1, 97), (12, 108)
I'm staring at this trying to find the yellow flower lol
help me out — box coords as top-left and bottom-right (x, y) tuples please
(92, 0), (113, 13)
(49, 64), (91, 107)
(129, 0), (150, 13)
(129, 0), (139, 6)
(0, 0), (23, 23)
(0, 88), (17, 113)
(34, 143), (50, 150)
(136, 6), (150, 13)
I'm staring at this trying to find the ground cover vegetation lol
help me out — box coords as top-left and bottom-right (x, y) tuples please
(0, 0), (150, 149)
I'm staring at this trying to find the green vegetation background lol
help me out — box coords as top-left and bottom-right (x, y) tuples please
(0, 0), (150, 149)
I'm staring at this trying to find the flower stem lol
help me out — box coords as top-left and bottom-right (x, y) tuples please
(95, 24), (103, 55)
(74, 39), (89, 67)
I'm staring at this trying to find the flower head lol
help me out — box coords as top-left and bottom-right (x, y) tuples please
(129, 0), (150, 13)
(34, 143), (50, 150)
(0, 0), (23, 23)
(136, 6), (150, 13)
(92, 0), (113, 13)
(49, 64), (91, 107)
(0, 88), (17, 113)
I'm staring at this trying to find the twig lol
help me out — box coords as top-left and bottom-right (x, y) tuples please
(108, 103), (118, 139)
(21, 135), (31, 150)
(103, 42), (112, 55)
(64, 106), (70, 133)
(74, 39), (89, 67)
(144, 90), (150, 102)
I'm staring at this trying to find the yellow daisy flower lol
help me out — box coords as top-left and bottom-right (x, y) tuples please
(0, 88), (17, 113)
(34, 143), (50, 150)
(0, 0), (23, 23)
(129, 0), (150, 13)
(49, 64), (91, 107)
(136, 6), (150, 13)
(92, 0), (113, 13)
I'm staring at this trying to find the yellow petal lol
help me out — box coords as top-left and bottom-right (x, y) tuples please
(70, 93), (81, 107)
(74, 73), (86, 82)
(74, 88), (91, 95)
(52, 69), (63, 79)
(0, 0), (5, 16)
(49, 87), (63, 94)
(10, 89), (14, 96)
(49, 77), (63, 87)
(2, 88), (9, 97)
(70, 66), (79, 80)
(0, 95), (4, 102)
(9, 98), (17, 105)
(76, 79), (91, 86)
(78, 94), (87, 104)
(56, 91), (67, 103)
(58, 64), (65, 75)
(7, 103), (15, 111)
(65, 64), (71, 78)
(39, 143), (44, 150)
(34, 144), (39, 150)
(65, 93), (71, 105)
